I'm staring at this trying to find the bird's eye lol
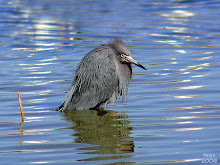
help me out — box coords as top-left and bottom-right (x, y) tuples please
(121, 54), (125, 58)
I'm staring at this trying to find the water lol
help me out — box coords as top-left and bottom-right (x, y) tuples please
(0, 0), (220, 164)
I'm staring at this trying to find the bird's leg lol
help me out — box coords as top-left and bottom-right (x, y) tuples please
(90, 106), (108, 116)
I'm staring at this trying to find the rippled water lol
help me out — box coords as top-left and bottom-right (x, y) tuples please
(0, 0), (220, 164)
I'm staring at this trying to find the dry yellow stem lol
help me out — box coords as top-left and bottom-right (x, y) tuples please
(18, 91), (24, 122)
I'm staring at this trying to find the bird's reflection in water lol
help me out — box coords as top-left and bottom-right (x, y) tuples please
(62, 109), (134, 155)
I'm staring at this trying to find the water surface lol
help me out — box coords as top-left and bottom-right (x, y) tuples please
(0, 0), (220, 164)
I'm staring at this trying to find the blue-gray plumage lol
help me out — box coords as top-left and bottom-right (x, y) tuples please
(58, 38), (146, 111)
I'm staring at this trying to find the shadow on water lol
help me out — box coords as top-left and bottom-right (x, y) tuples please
(62, 109), (134, 160)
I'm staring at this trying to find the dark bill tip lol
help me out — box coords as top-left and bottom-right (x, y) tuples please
(135, 63), (147, 70)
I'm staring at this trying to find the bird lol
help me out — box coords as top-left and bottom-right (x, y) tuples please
(58, 38), (146, 111)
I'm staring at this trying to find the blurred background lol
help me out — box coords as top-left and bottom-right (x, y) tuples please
(0, 0), (219, 164)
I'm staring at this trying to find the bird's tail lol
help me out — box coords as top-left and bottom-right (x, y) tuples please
(55, 103), (65, 111)
(56, 83), (77, 111)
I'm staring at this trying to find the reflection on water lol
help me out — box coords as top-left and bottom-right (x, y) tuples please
(63, 109), (134, 158)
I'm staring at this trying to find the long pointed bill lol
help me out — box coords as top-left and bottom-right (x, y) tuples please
(124, 55), (147, 70)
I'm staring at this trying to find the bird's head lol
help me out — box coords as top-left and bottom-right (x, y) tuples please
(109, 38), (147, 70)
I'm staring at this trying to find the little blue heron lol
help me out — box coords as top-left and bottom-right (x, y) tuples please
(58, 38), (146, 111)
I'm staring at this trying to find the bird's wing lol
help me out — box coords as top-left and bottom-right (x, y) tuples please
(60, 46), (119, 111)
